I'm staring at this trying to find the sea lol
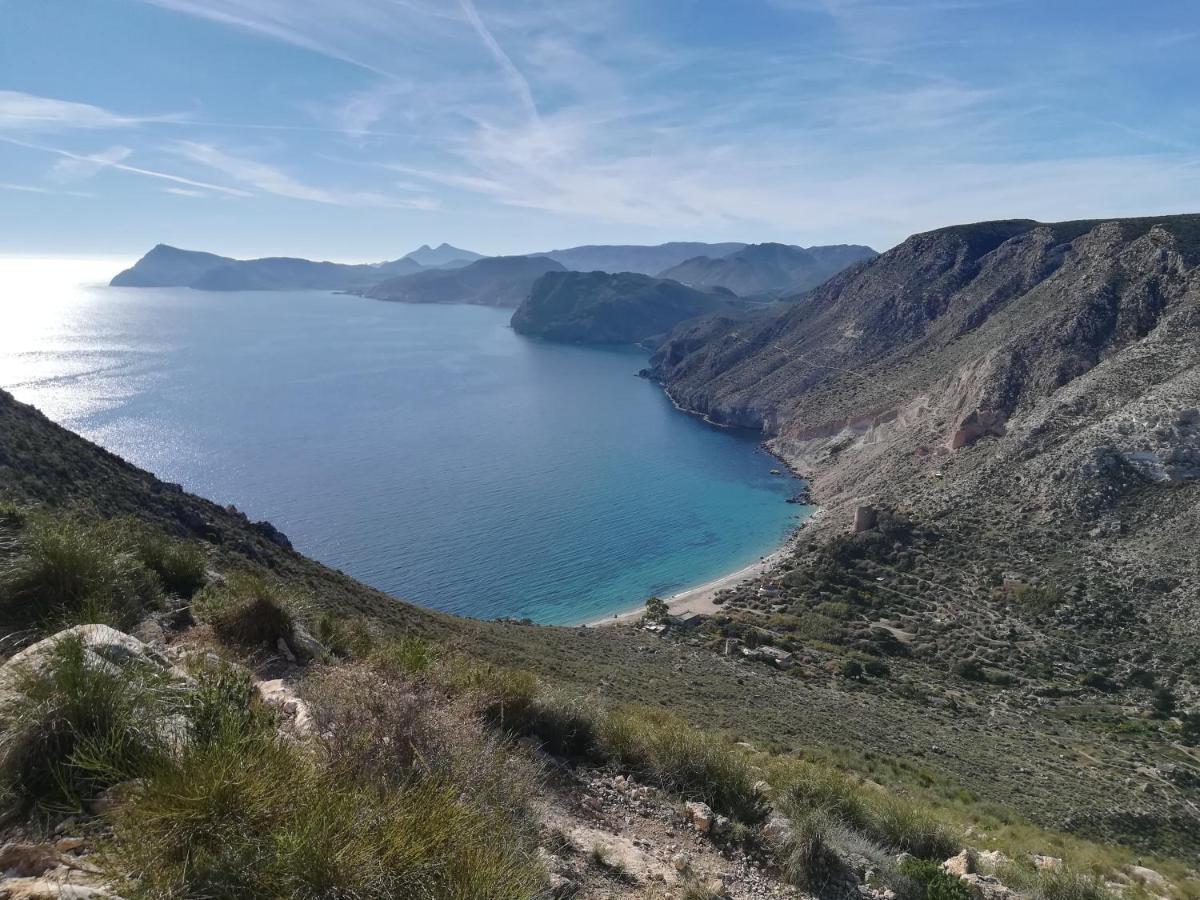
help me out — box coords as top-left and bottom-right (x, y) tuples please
(0, 257), (809, 625)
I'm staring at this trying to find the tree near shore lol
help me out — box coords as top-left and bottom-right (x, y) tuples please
(643, 596), (669, 624)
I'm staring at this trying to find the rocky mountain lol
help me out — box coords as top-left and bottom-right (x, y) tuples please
(536, 242), (748, 276)
(111, 244), (423, 291)
(362, 255), (566, 307)
(511, 270), (743, 345)
(402, 242), (486, 268)
(658, 241), (877, 298)
(652, 215), (1200, 703)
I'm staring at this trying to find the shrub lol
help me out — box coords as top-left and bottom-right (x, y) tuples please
(841, 659), (865, 680)
(302, 663), (539, 822)
(370, 635), (441, 674)
(0, 517), (161, 632)
(600, 706), (761, 822)
(898, 857), (973, 900)
(521, 689), (601, 760)
(121, 524), (207, 598)
(867, 794), (958, 859)
(313, 612), (375, 658)
(194, 573), (294, 649)
(779, 810), (844, 890)
(775, 761), (870, 831)
(0, 635), (176, 808)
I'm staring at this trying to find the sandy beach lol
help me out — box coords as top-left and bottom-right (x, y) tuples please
(585, 510), (822, 628)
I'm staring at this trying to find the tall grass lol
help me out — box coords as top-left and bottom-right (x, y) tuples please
(103, 656), (546, 899)
(0, 635), (177, 810)
(0, 516), (162, 631)
(601, 705), (763, 822)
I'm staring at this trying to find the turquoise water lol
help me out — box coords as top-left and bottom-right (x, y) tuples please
(0, 259), (805, 624)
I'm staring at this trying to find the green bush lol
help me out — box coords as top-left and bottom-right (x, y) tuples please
(194, 573), (294, 649)
(121, 523), (207, 598)
(0, 517), (161, 631)
(898, 857), (973, 900)
(600, 705), (762, 822)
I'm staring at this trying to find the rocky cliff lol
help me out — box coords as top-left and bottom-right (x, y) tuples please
(652, 215), (1200, 680)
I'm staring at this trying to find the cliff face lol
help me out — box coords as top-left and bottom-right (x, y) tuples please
(652, 215), (1200, 657)
(511, 270), (740, 345)
(657, 242), (877, 298)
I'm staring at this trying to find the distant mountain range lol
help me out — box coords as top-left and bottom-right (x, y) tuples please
(533, 242), (749, 276)
(402, 243), (485, 268)
(362, 256), (566, 307)
(510, 271), (741, 346)
(657, 242), (877, 298)
(110, 245), (422, 291)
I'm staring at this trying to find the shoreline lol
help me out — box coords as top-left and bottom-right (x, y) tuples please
(583, 449), (820, 629)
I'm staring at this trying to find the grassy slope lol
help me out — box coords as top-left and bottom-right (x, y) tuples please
(1, 388), (1197, 860)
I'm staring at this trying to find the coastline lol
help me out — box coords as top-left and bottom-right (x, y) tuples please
(581, 377), (817, 629)
(583, 477), (821, 629)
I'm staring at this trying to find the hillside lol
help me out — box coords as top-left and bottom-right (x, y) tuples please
(651, 215), (1200, 739)
(363, 255), (566, 307)
(537, 242), (748, 276)
(658, 242), (877, 298)
(511, 270), (741, 345)
(2, 355), (1200, 890)
(111, 245), (423, 291)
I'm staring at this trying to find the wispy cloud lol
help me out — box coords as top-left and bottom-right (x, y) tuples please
(0, 181), (95, 198)
(456, 0), (538, 121)
(173, 140), (437, 208)
(0, 137), (252, 197)
(0, 91), (174, 131)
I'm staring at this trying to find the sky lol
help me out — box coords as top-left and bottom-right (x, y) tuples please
(1, 0), (1199, 261)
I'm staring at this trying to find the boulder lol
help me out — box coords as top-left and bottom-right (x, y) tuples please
(287, 625), (326, 663)
(1127, 866), (1168, 890)
(683, 801), (715, 833)
(255, 679), (315, 738)
(975, 850), (1011, 872)
(762, 815), (793, 845)
(943, 850), (975, 877)
(0, 843), (59, 877)
(0, 626), (169, 693)
(961, 873), (1021, 900)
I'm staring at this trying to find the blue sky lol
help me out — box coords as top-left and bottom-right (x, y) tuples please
(1, 0), (1198, 260)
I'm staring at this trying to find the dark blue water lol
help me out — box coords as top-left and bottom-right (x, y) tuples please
(1, 263), (803, 624)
